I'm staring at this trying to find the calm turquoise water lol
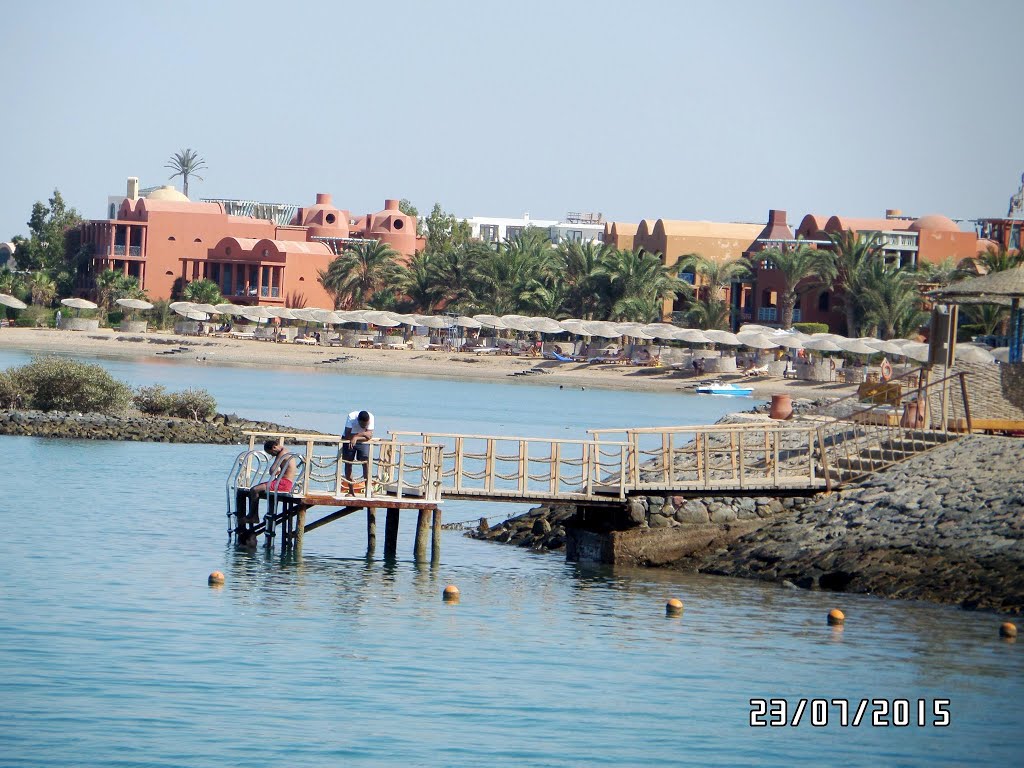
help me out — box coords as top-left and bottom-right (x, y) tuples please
(1, 349), (1022, 766)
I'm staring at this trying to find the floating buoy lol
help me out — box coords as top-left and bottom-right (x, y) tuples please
(1000, 622), (1018, 639)
(208, 571), (225, 586)
(442, 585), (460, 603)
(827, 608), (845, 625)
(666, 598), (684, 616)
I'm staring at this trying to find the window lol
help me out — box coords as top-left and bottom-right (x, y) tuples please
(506, 226), (523, 240)
(818, 291), (830, 312)
(567, 230), (583, 242)
(679, 270), (696, 285)
(480, 224), (499, 243)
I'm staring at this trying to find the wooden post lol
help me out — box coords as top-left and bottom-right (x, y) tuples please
(295, 506), (306, 550)
(367, 508), (377, 555)
(414, 508), (430, 561)
(431, 507), (441, 562)
(384, 509), (399, 558)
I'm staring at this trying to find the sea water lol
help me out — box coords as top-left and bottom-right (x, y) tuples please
(0, 350), (1021, 766)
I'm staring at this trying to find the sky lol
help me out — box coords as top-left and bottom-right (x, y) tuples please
(2, 0), (1022, 240)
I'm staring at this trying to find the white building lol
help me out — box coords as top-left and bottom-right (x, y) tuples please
(467, 212), (605, 246)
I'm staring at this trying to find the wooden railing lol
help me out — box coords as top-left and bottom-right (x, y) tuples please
(387, 432), (631, 502)
(238, 431), (444, 503)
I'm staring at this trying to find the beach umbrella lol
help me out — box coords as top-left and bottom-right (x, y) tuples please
(899, 342), (931, 363)
(363, 310), (402, 328)
(953, 343), (996, 363)
(0, 293), (28, 310)
(177, 309), (209, 321)
(736, 331), (781, 350)
(214, 303), (239, 314)
(528, 317), (565, 335)
(168, 301), (195, 311)
(675, 328), (711, 344)
(61, 297), (98, 310)
(454, 315), (481, 329)
(415, 315), (455, 330)
(500, 314), (536, 332)
(473, 314), (508, 329)
(865, 338), (907, 356)
(266, 307), (298, 320)
(835, 337), (880, 355)
(738, 324), (776, 334)
(613, 322), (655, 340)
(771, 333), (807, 349)
(335, 309), (368, 324)
(802, 337), (844, 352)
(392, 313), (424, 327)
(703, 329), (741, 346)
(189, 303), (218, 315)
(580, 321), (622, 339)
(641, 323), (683, 340)
(115, 298), (154, 312)
(558, 318), (587, 335)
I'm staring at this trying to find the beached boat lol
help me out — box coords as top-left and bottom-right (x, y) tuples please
(694, 381), (754, 396)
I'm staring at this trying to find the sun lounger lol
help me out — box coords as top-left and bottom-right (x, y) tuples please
(293, 336), (317, 345)
(742, 365), (770, 378)
(546, 351), (575, 362)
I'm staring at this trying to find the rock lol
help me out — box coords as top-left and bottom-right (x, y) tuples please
(647, 513), (672, 529)
(532, 518), (551, 535)
(626, 498), (647, 526)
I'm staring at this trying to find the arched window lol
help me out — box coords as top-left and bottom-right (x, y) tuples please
(818, 291), (830, 312)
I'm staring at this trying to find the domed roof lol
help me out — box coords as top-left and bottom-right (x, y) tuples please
(145, 185), (189, 202)
(909, 214), (959, 233)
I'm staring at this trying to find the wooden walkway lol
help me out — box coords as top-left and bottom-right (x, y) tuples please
(226, 371), (973, 550)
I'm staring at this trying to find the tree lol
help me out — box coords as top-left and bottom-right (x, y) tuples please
(559, 240), (610, 319)
(395, 251), (439, 313)
(427, 241), (489, 311)
(11, 189), (83, 274)
(686, 296), (731, 330)
(181, 278), (223, 305)
(25, 271), (57, 306)
(165, 148), (207, 198)
(601, 248), (689, 322)
(821, 230), (882, 336)
(470, 232), (557, 315)
(423, 203), (473, 255)
(95, 269), (147, 312)
(677, 253), (751, 299)
(318, 240), (403, 309)
(860, 261), (927, 340)
(976, 243), (1023, 275)
(911, 256), (966, 288)
(750, 242), (829, 329)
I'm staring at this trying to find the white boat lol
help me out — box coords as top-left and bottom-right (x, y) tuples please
(694, 381), (754, 396)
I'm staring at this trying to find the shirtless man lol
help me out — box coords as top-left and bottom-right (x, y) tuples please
(247, 439), (297, 521)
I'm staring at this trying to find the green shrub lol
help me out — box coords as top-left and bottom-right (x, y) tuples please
(106, 311), (124, 326)
(15, 305), (55, 328)
(792, 322), (830, 335)
(133, 384), (172, 415)
(165, 388), (217, 421)
(150, 300), (174, 330)
(11, 356), (132, 413)
(0, 370), (23, 408)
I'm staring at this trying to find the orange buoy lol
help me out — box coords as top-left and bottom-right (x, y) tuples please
(442, 585), (460, 603)
(208, 571), (225, 586)
(827, 608), (845, 625)
(1000, 622), (1018, 639)
(666, 598), (684, 616)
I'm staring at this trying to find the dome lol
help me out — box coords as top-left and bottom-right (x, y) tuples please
(145, 185), (189, 202)
(909, 214), (959, 233)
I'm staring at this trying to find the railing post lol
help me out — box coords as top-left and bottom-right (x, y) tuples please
(364, 443), (375, 500)
(454, 436), (463, 493)
(303, 440), (314, 495)
(396, 444), (406, 499)
(737, 430), (745, 489)
(618, 445), (626, 499)
(552, 442), (562, 496)
(661, 433), (671, 484)
(585, 442), (594, 497)
(702, 431), (711, 489)
(773, 429), (780, 487)
(816, 426), (831, 492)
(334, 440), (344, 497)
(485, 439), (495, 494)
(518, 439), (527, 495)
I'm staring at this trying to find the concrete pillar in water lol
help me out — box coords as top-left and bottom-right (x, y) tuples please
(367, 508), (377, 555)
(431, 507), (442, 563)
(414, 508), (430, 561)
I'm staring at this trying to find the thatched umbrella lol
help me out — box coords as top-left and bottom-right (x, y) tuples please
(0, 293), (28, 310)
(930, 266), (1024, 363)
(61, 297), (99, 317)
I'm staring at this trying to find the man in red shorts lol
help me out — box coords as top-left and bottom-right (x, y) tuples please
(247, 439), (297, 521)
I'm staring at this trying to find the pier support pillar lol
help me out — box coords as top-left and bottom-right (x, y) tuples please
(384, 509), (399, 558)
(414, 508), (430, 561)
(295, 506), (306, 551)
(431, 507), (441, 563)
(366, 508), (377, 556)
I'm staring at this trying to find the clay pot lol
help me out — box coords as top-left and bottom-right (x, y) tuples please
(770, 394), (793, 420)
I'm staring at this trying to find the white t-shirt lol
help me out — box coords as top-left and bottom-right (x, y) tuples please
(344, 411), (375, 433)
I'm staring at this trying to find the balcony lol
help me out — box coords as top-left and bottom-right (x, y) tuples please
(757, 308), (801, 322)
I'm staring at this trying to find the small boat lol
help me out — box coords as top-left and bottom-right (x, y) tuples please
(695, 381), (754, 396)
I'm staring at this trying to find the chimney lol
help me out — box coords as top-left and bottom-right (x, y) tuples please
(768, 209), (788, 227)
(316, 193), (332, 206)
(385, 199), (400, 211)
(127, 177), (139, 200)
(886, 208), (902, 219)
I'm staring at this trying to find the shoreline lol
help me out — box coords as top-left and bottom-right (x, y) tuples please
(0, 327), (859, 399)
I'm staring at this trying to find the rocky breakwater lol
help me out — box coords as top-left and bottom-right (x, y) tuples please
(0, 409), (316, 445)
(689, 435), (1024, 614)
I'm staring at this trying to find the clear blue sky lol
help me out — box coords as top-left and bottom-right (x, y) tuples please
(3, 0), (1021, 240)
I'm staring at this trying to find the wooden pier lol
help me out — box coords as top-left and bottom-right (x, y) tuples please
(226, 371), (973, 554)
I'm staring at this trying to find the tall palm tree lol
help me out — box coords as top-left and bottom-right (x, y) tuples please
(395, 252), (438, 313)
(427, 241), (490, 311)
(470, 242), (556, 315)
(181, 278), (223, 305)
(601, 248), (689, 322)
(976, 243), (1024, 275)
(318, 240), (402, 309)
(911, 256), (965, 288)
(822, 230), (882, 336)
(686, 297), (731, 330)
(559, 240), (609, 319)
(751, 242), (830, 329)
(677, 253), (751, 299)
(165, 148), (207, 198)
(860, 262), (927, 340)
(26, 271), (57, 306)
(961, 302), (1006, 338)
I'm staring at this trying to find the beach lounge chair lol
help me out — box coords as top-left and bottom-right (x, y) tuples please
(547, 351), (575, 363)
(742, 365), (770, 378)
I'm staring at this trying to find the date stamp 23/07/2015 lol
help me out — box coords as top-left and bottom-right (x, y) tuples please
(749, 698), (951, 728)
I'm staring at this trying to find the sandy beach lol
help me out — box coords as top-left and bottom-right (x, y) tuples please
(0, 327), (858, 399)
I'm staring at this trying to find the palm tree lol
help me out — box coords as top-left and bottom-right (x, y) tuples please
(751, 242), (830, 329)
(601, 248), (689, 322)
(181, 278), (223, 305)
(427, 241), (489, 311)
(912, 256), (965, 288)
(559, 240), (609, 319)
(860, 262), (927, 340)
(686, 297), (731, 330)
(976, 243), (1023, 275)
(318, 240), (402, 309)
(165, 148), (207, 198)
(470, 240), (557, 315)
(395, 252), (438, 313)
(677, 253), (751, 299)
(961, 302), (1007, 338)
(822, 230), (882, 336)
(26, 271), (57, 306)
